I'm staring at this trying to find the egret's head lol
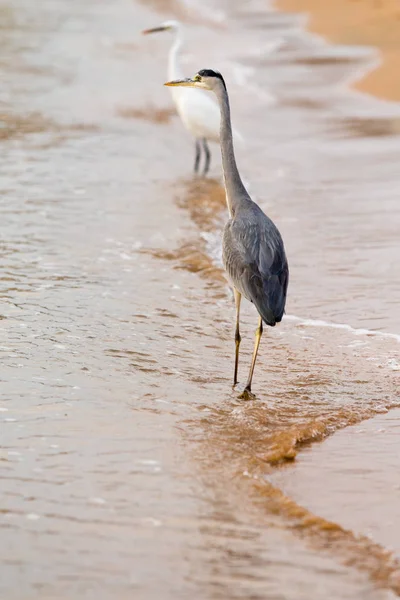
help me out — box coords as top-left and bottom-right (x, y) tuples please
(142, 20), (180, 35)
(164, 69), (226, 92)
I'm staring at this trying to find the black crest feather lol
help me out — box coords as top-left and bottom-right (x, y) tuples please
(197, 69), (226, 89)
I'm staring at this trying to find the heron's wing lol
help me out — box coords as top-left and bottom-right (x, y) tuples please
(223, 215), (288, 325)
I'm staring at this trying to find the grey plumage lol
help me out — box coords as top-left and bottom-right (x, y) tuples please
(164, 69), (289, 394)
(210, 67), (289, 393)
(223, 200), (288, 327)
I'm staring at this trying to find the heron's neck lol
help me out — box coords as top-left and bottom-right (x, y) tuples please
(168, 30), (183, 80)
(215, 84), (248, 217)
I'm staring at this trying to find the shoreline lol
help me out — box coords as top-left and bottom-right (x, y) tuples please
(3, 0), (400, 597)
(276, 0), (400, 102)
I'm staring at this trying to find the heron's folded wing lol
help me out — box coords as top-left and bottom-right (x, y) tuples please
(223, 219), (288, 324)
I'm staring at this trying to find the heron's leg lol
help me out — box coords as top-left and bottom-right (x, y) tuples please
(194, 139), (201, 173)
(202, 138), (211, 175)
(244, 317), (263, 393)
(233, 290), (242, 387)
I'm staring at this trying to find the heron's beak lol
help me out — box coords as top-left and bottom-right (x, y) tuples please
(164, 78), (197, 88)
(142, 26), (168, 35)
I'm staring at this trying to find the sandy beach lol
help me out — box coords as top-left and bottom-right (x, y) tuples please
(1, 0), (400, 598)
(277, 0), (400, 101)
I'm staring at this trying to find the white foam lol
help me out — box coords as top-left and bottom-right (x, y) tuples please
(229, 63), (276, 105)
(88, 497), (107, 505)
(285, 315), (400, 343)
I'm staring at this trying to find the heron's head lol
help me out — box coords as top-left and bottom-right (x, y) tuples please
(142, 20), (180, 36)
(164, 69), (226, 92)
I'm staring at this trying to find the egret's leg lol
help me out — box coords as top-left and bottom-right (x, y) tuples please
(233, 290), (242, 386)
(194, 139), (201, 173)
(244, 317), (263, 392)
(203, 139), (211, 175)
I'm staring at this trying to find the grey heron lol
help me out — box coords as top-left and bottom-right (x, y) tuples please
(165, 69), (289, 395)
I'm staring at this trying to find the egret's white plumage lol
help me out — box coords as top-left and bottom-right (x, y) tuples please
(143, 20), (239, 174)
(165, 21), (220, 143)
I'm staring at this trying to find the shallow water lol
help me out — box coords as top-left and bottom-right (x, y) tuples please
(1, 0), (400, 598)
(270, 408), (400, 556)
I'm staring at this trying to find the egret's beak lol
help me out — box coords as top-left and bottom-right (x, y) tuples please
(142, 26), (169, 35)
(164, 78), (197, 88)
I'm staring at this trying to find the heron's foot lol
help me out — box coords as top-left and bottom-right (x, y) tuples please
(238, 388), (256, 401)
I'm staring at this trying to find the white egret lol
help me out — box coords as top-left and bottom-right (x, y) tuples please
(143, 20), (226, 175)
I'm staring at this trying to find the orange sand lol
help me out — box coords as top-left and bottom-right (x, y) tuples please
(276, 0), (400, 102)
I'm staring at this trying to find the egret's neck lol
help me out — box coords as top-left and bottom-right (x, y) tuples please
(215, 84), (248, 217)
(168, 30), (183, 80)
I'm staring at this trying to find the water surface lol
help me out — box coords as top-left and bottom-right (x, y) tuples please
(1, 0), (400, 598)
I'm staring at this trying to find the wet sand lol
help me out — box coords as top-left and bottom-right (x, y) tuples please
(1, 0), (400, 598)
(277, 0), (400, 101)
(270, 409), (400, 558)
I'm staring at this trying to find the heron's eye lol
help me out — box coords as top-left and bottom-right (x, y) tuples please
(193, 74), (201, 82)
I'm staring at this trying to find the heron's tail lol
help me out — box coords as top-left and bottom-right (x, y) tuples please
(253, 274), (286, 327)
(256, 303), (277, 327)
